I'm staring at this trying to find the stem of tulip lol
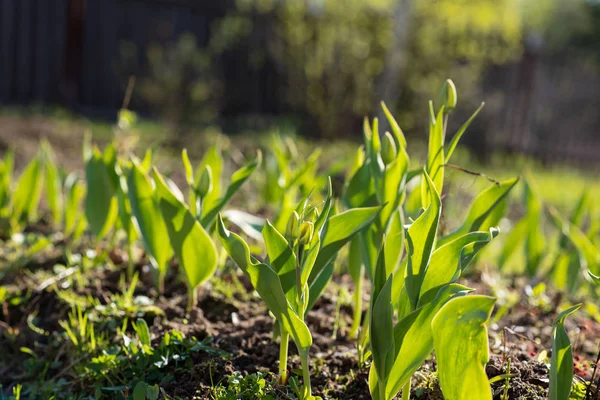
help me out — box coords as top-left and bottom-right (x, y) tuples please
(278, 326), (289, 384)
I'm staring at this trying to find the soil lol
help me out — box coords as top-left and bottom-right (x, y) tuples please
(1, 227), (600, 399)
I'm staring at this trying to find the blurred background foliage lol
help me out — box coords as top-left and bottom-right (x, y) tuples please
(113, 0), (600, 159)
(119, 34), (221, 131)
(210, 0), (526, 136)
(0, 0), (599, 165)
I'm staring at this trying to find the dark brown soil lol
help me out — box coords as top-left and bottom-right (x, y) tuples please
(1, 242), (600, 399)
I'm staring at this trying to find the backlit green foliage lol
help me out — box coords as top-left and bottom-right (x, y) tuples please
(2, 78), (598, 400)
(549, 304), (581, 400)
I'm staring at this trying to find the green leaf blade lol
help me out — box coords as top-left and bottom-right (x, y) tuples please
(405, 171), (441, 311)
(153, 168), (217, 289)
(385, 284), (471, 398)
(127, 160), (173, 280)
(432, 295), (496, 400)
(549, 304), (581, 400)
(439, 177), (518, 246)
(201, 151), (260, 228)
(84, 149), (118, 240)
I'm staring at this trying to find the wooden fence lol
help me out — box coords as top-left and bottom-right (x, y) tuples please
(0, 0), (230, 114)
(0, 0), (69, 104)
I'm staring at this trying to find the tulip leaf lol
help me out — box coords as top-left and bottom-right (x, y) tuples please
(217, 215), (312, 351)
(378, 147), (409, 229)
(201, 152), (261, 228)
(12, 156), (44, 226)
(348, 235), (363, 284)
(248, 262), (313, 351)
(181, 149), (194, 185)
(316, 206), (381, 271)
(405, 171), (441, 311)
(432, 295), (495, 400)
(41, 141), (63, 225)
(384, 284), (471, 398)
(498, 216), (530, 271)
(127, 160), (173, 284)
(63, 173), (86, 239)
(198, 145), (223, 209)
(444, 102), (484, 163)
(384, 208), (405, 275)
(370, 275), (394, 397)
(424, 107), (445, 204)
(221, 209), (265, 241)
(418, 228), (498, 304)
(549, 304), (581, 400)
(380, 101), (407, 149)
(344, 162), (375, 209)
(189, 145), (223, 217)
(262, 220), (297, 302)
(153, 168), (217, 289)
(549, 207), (600, 277)
(439, 178), (518, 246)
(85, 149), (118, 240)
(307, 205), (381, 308)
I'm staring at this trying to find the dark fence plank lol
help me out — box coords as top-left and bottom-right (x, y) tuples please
(0, 0), (17, 102)
(16, 0), (33, 101)
(51, 0), (68, 103)
(34, 0), (50, 101)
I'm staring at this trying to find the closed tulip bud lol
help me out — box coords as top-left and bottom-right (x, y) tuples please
(286, 211), (300, 241)
(196, 165), (212, 198)
(298, 221), (314, 245)
(381, 131), (397, 165)
(439, 79), (457, 112)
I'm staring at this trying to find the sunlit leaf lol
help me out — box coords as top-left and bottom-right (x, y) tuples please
(263, 220), (297, 303)
(371, 275), (394, 398)
(405, 170), (441, 311)
(380, 101), (407, 150)
(344, 162), (375, 209)
(307, 205), (381, 308)
(85, 148), (118, 240)
(200, 151), (261, 228)
(423, 107), (445, 206)
(221, 209), (265, 241)
(63, 173), (86, 239)
(217, 215), (312, 351)
(12, 156), (44, 226)
(549, 304), (581, 400)
(41, 140), (63, 226)
(384, 284), (471, 398)
(444, 102), (485, 163)
(432, 295), (495, 400)
(384, 208), (405, 275)
(418, 228), (498, 305)
(439, 178), (518, 246)
(153, 168), (217, 289)
(549, 207), (600, 276)
(189, 144), (223, 217)
(127, 160), (173, 286)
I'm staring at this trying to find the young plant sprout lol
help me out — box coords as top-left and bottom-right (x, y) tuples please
(218, 180), (380, 399)
(127, 157), (173, 293)
(180, 145), (261, 231)
(4, 77), (599, 399)
(84, 144), (119, 243)
(369, 172), (500, 400)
